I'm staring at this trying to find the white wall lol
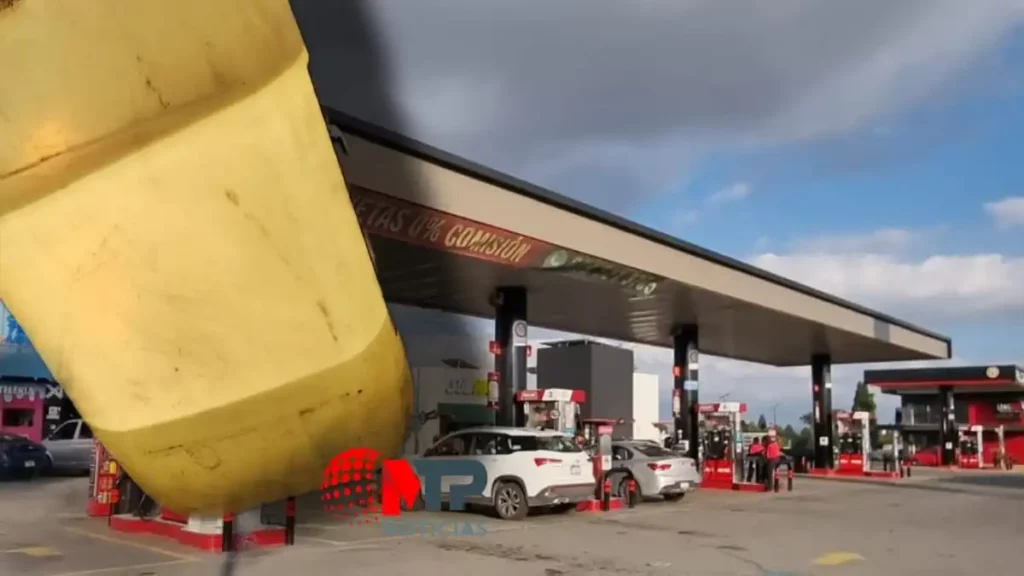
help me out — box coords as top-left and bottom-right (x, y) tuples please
(632, 373), (660, 441)
(398, 333), (662, 441)
(403, 366), (489, 455)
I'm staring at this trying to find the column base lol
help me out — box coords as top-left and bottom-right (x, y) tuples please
(575, 497), (625, 512)
(108, 507), (286, 552)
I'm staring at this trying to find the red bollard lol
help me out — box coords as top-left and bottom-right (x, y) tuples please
(601, 479), (612, 511)
(222, 512), (235, 552)
(786, 468), (793, 492)
(285, 497), (296, 546)
(626, 479), (638, 508)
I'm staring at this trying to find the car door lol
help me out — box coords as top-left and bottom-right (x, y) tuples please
(420, 433), (471, 500)
(612, 444), (638, 478)
(71, 421), (94, 471)
(43, 420), (80, 470)
(466, 432), (503, 500)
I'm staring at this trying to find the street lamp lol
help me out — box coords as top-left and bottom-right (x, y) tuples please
(718, 393), (731, 401)
(771, 403), (780, 426)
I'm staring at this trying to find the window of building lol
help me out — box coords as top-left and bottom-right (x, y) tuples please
(1, 408), (33, 427)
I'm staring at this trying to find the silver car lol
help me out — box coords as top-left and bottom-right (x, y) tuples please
(609, 440), (700, 502)
(43, 419), (94, 474)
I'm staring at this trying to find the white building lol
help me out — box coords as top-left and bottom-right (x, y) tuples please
(400, 332), (662, 447)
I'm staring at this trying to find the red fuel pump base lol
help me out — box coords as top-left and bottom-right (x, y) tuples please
(804, 467), (902, 482)
(108, 515), (286, 552)
(956, 455), (988, 470)
(702, 462), (795, 493)
(835, 455), (866, 477)
(700, 459), (775, 492)
(576, 477), (625, 512)
(107, 502), (296, 553)
(86, 501), (113, 518)
(575, 497), (625, 512)
(699, 458), (735, 491)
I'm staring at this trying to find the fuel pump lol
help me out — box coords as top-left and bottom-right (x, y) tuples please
(670, 389), (688, 455)
(889, 429), (903, 473)
(957, 425), (983, 469)
(577, 418), (624, 511)
(514, 388), (585, 436)
(695, 402), (745, 490)
(835, 411), (870, 475)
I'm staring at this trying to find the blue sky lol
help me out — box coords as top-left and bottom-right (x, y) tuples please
(383, 25), (1024, 426)
(319, 1), (1024, 426)
(5, 1), (1024, 429)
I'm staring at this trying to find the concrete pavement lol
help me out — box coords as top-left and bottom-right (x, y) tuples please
(1, 469), (1023, 575)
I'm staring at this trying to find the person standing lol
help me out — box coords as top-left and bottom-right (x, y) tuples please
(764, 434), (783, 489)
(746, 436), (764, 482)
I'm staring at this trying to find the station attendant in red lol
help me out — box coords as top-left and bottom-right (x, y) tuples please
(765, 434), (783, 488)
(746, 437), (764, 482)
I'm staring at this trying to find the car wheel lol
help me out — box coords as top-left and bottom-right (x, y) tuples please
(612, 474), (641, 502)
(664, 493), (685, 503)
(493, 481), (528, 521)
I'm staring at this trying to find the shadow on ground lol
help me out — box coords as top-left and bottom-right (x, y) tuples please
(936, 473), (1024, 490)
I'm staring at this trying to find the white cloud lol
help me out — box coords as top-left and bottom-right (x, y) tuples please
(707, 182), (752, 204)
(984, 196), (1024, 230)
(788, 227), (932, 255)
(752, 252), (1024, 320)
(293, 0), (1024, 213)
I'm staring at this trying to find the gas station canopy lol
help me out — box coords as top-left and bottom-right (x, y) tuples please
(327, 109), (952, 367)
(866, 365), (1024, 395)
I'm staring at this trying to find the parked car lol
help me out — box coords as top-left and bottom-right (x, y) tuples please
(609, 440), (700, 502)
(0, 433), (51, 480)
(907, 446), (940, 466)
(43, 418), (94, 474)
(409, 427), (595, 520)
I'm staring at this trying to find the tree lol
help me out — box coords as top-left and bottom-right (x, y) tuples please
(792, 427), (813, 451)
(851, 381), (879, 447)
(800, 412), (813, 427)
(757, 414), (768, 430)
(851, 381), (877, 414)
(782, 424), (796, 439)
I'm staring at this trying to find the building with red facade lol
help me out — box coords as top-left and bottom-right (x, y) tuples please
(865, 365), (1024, 466)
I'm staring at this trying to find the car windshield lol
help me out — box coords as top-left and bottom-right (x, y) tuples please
(631, 444), (677, 458)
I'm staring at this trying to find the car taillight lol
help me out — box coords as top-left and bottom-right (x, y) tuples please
(647, 463), (671, 471)
(534, 458), (562, 467)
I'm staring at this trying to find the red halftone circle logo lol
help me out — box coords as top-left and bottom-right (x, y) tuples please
(321, 447), (381, 524)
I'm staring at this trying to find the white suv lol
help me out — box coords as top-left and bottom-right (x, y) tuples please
(409, 427), (595, 520)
